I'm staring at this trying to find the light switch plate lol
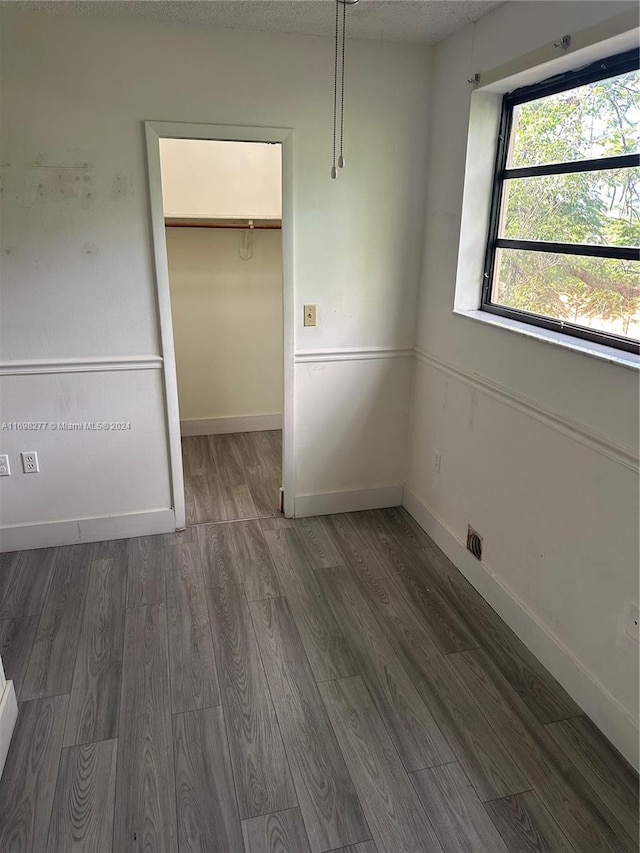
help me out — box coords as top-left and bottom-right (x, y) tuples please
(0, 454), (10, 476)
(303, 304), (317, 327)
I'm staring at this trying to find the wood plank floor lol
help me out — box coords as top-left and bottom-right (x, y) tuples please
(0, 508), (638, 852)
(183, 430), (282, 524)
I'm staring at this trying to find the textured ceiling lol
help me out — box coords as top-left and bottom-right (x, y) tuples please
(12, 1), (504, 45)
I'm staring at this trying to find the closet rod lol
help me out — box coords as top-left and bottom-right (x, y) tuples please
(164, 217), (281, 230)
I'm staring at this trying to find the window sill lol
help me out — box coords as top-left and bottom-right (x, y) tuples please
(453, 309), (640, 371)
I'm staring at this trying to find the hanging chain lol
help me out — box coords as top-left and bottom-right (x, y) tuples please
(331, 0), (339, 178)
(332, 0), (357, 178)
(338, 0), (346, 168)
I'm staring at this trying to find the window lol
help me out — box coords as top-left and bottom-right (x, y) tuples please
(482, 49), (640, 354)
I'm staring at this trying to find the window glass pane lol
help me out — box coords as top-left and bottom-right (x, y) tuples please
(508, 68), (640, 168)
(492, 248), (640, 340)
(500, 167), (640, 247)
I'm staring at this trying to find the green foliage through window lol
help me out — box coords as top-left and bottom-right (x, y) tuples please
(484, 50), (640, 351)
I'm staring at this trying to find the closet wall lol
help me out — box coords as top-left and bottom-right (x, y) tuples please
(160, 140), (283, 433)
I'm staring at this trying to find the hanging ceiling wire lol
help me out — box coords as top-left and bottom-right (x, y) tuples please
(332, 0), (359, 179)
(331, 0), (339, 178)
(339, 0), (346, 169)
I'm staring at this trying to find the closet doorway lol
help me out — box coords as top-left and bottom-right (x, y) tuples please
(145, 123), (295, 529)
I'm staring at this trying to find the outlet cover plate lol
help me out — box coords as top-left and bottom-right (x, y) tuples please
(21, 451), (39, 473)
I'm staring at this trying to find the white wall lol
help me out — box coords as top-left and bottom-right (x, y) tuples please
(0, 7), (429, 547)
(406, 1), (639, 765)
(160, 139), (282, 219)
(165, 227), (283, 425)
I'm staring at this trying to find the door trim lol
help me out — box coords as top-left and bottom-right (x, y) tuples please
(144, 121), (295, 526)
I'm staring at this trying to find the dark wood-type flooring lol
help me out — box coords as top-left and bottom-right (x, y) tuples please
(182, 430), (282, 524)
(0, 507), (637, 852)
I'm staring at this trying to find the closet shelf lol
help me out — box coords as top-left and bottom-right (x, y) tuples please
(164, 217), (281, 230)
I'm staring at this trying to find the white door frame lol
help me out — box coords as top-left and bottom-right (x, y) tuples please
(144, 121), (295, 528)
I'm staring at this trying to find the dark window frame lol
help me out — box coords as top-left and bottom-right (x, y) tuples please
(481, 48), (640, 355)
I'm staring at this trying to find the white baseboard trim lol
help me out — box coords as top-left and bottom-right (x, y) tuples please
(0, 508), (175, 553)
(295, 485), (403, 518)
(403, 486), (639, 771)
(180, 414), (283, 436)
(0, 680), (18, 779)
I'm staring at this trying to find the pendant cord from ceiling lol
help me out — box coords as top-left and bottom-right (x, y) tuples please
(331, 0), (357, 178)
(339, 0), (346, 169)
(331, 0), (339, 179)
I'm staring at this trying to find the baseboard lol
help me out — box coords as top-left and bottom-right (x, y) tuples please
(180, 414), (283, 436)
(0, 680), (18, 779)
(0, 508), (175, 553)
(295, 485), (403, 518)
(402, 486), (640, 771)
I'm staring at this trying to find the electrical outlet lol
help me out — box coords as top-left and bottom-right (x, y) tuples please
(0, 454), (10, 476)
(625, 603), (639, 643)
(433, 452), (441, 473)
(21, 451), (39, 473)
(303, 304), (317, 327)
